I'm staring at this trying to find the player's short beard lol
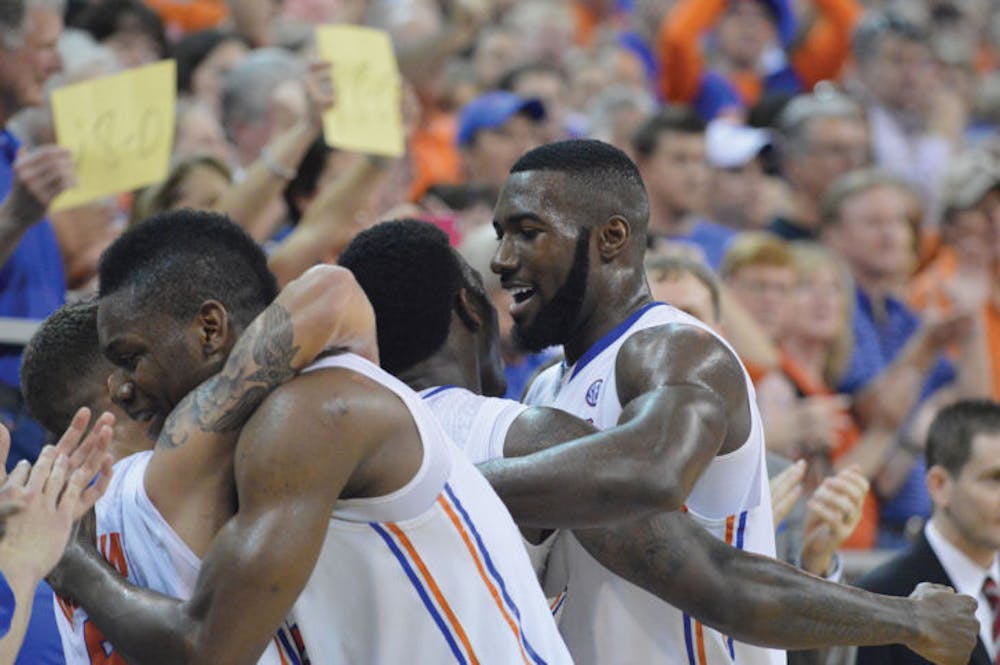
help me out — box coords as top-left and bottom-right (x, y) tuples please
(513, 228), (589, 353)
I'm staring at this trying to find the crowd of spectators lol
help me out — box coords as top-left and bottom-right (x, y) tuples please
(1, 0), (1000, 583)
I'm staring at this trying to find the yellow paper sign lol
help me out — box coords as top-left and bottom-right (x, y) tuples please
(316, 25), (404, 157)
(51, 60), (176, 212)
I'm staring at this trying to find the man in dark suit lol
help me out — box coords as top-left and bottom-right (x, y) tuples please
(856, 400), (1000, 665)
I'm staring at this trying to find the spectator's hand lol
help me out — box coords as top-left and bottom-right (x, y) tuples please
(50, 407), (115, 520)
(921, 307), (974, 351)
(906, 582), (978, 665)
(800, 466), (868, 576)
(304, 59), (335, 131)
(0, 426), (113, 584)
(769, 459), (806, 527)
(4, 145), (75, 225)
(795, 395), (851, 455)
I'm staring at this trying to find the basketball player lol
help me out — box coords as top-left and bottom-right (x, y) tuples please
(490, 139), (972, 664)
(28, 263), (377, 664)
(336, 211), (978, 665)
(49, 209), (570, 664)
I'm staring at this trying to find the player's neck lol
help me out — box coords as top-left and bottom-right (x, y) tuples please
(563, 283), (652, 366)
(398, 353), (481, 395)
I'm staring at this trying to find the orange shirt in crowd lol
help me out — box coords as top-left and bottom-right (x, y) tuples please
(409, 110), (462, 202)
(657, 0), (861, 108)
(778, 353), (879, 550)
(145, 0), (228, 34)
(908, 247), (1000, 401)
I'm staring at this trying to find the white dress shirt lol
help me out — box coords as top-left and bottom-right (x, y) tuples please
(926, 519), (1000, 660)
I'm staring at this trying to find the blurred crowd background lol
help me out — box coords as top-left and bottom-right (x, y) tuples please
(4, 0), (1000, 556)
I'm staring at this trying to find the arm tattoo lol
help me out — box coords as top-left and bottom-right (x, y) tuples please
(158, 305), (300, 449)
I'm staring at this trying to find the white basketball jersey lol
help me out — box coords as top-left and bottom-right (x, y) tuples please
(291, 354), (571, 664)
(524, 302), (784, 665)
(419, 385), (528, 464)
(53, 451), (304, 665)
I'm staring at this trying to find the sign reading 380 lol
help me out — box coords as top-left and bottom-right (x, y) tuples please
(51, 60), (176, 212)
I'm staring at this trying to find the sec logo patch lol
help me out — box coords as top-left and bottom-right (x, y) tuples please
(586, 379), (603, 406)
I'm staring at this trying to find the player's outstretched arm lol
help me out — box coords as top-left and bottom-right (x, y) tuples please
(478, 401), (700, 528)
(574, 511), (978, 664)
(51, 373), (388, 665)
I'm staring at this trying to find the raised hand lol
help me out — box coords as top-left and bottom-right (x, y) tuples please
(5, 145), (76, 223)
(907, 582), (979, 665)
(304, 59), (335, 130)
(769, 458), (805, 527)
(800, 466), (868, 576)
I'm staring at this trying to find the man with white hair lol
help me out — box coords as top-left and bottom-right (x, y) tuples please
(0, 3), (75, 660)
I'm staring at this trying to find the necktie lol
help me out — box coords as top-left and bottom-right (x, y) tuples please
(984, 576), (999, 663)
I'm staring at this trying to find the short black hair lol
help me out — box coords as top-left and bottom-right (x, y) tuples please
(631, 106), (706, 159)
(283, 137), (334, 224)
(73, 0), (168, 60)
(510, 139), (650, 243)
(21, 301), (105, 434)
(172, 29), (245, 94)
(338, 219), (461, 375)
(98, 209), (278, 329)
(497, 62), (567, 93)
(926, 400), (1000, 476)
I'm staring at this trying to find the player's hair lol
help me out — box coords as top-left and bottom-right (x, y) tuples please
(21, 301), (104, 434)
(338, 219), (462, 375)
(510, 139), (649, 242)
(98, 209), (278, 329)
(630, 106), (706, 159)
(926, 400), (1000, 476)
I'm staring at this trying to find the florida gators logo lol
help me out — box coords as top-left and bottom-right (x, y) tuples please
(586, 379), (603, 406)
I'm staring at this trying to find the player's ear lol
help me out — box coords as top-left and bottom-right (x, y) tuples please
(598, 215), (630, 261)
(455, 287), (483, 333)
(195, 300), (230, 358)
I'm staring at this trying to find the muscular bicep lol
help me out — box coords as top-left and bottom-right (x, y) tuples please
(502, 406), (596, 458)
(180, 382), (367, 665)
(616, 322), (750, 453)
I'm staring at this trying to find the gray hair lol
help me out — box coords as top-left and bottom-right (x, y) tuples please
(585, 85), (655, 144)
(220, 48), (304, 132)
(779, 83), (863, 154)
(0, 0), (65, 50)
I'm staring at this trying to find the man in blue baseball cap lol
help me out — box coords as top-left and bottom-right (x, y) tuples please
(458, 90), (545, 190)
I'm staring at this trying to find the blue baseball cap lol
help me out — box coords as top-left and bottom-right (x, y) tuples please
(457, 92), (546, 147)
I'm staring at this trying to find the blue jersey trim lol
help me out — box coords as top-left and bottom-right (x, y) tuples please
(568, 302), (665, 381)
(421, 385), (458, 400)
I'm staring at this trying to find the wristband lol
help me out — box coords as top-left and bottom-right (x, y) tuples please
(261, 147), (296, 180)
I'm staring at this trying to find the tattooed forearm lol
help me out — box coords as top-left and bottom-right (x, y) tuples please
(158, 305), (301, 449)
